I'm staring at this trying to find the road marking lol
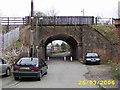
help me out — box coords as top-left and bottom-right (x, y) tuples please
(3, 81), (21, 88)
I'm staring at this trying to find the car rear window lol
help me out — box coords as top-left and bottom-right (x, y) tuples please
(17, 58), (38, 66)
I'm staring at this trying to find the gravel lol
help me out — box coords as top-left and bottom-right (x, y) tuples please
(84, 64), (118, 89)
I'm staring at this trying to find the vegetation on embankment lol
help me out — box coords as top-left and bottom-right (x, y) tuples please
(91, 24), (118, 80)
(91, 25), (117, 44)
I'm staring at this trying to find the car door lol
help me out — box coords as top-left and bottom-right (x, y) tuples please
(2, 59), (7, 75)
(40, 59), (47, 74)
(0, 59), (2, 75)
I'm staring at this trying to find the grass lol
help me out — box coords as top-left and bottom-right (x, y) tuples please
(5, 40), (22, 50)
(15, 41), (22, 49)
(104, 60), (119, 80)
(91, 25), (117, 44)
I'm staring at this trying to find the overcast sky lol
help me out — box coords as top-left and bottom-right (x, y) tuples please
(0, 0), (119, 18)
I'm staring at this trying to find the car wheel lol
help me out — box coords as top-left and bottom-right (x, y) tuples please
(14, 77), (19, 80)
(6, 68), (11, 76)
(44, 72), (47, 75)
(38, 72), (42, 81)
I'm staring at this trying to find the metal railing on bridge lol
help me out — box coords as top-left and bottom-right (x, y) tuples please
(95, 17), (114, 25)
(0, 17), (26, 30)
(0, 16), (114, 27)
(0, 17), (25, 25)
(26, 16), (95, 26)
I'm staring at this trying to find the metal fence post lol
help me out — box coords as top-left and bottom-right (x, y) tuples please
(7, 17), (9, 31)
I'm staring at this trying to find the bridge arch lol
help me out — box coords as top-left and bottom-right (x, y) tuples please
(43, 34), (79, 60)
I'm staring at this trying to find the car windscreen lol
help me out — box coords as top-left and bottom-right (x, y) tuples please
(16, 58), (38, 66)
(86, 53), (98, 57)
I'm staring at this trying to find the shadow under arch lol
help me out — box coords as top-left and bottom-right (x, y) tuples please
(44, 34), (78, 60)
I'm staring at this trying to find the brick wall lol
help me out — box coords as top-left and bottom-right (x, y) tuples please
(20, 25), (116, 62)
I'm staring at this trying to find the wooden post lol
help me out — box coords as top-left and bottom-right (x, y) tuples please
(64, 56), (66, 61)
(23, 18), (25, 25)
(70, 56), (73, 61)
(95, 17), (97, 25)
(47, 57), (50, 61)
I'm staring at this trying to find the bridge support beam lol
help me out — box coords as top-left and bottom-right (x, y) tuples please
(76, 44), (83, 63)
(79, 26), (84, 63)
(77, 45), (82, 61)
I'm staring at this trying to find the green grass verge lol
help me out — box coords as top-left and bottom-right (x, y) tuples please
(15, 41), (22, 49)
(105, 60), (118, 80)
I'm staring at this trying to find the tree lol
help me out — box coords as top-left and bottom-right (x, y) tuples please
(46, 7), (58, 16)
(61, 42), (66, 52)
(33, 8), (58, 17)
(34, 10), (46, 17)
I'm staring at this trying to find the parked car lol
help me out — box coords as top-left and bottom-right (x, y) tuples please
(84, 52), (100, 64)
(0, 57), (11, 76)
(13, 57), (48, 80)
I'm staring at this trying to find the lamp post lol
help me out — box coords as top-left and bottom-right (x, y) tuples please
(35, 17), (43, 57)
(81, 9), (84, 16)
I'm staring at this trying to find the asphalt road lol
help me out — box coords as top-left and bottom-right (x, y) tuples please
(1, 59), (102, 88)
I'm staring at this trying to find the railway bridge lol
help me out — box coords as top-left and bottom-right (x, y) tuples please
(20, 16), (114, 62)
(0, 16), (116, 62)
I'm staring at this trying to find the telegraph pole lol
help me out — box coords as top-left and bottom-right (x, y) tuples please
(30, 0), (34, 57)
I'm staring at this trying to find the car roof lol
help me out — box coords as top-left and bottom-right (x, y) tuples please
(86, 52), (98, 54)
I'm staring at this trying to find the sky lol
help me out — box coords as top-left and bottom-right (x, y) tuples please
(0, 0), (119, 18)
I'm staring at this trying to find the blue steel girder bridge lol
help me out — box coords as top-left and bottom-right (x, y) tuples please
(0, 16), (114, 61)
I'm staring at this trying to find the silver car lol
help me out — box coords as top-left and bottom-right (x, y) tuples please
(0, 58), (11, 76)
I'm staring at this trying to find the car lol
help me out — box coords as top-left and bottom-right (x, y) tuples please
(13, 57), (48, 81)
(84, 52), (100, 64)
(0, 57), (11, 76)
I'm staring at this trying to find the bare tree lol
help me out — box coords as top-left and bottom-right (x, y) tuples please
(46, 7), (58, 16)
(33, 8), (58, 17)
(34, 10), (46, 17)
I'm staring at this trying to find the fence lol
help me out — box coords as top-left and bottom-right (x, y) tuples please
(0, 27), (20, 50)
(94, 17), (113, 25)
(0, 17), (25, 25)
(0, 16), (114, 26)
(39, 16), (94, 25)
(0, 17), (25, 31)
(26, 16), (94, 26)
(26, 16), (114, 26)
